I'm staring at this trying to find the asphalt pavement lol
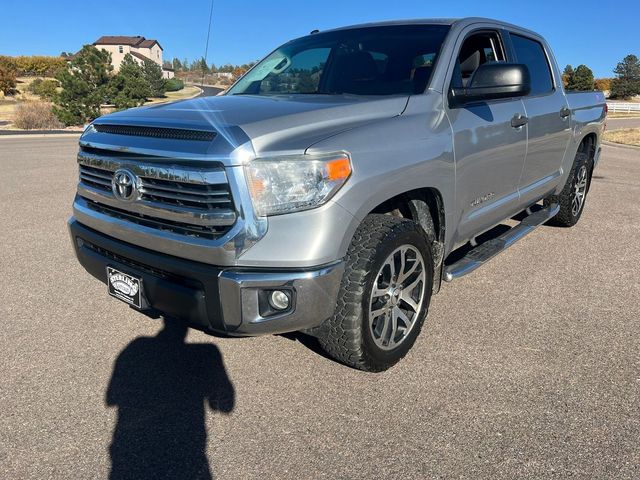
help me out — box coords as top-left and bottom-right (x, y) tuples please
(0, 137), (638, 479)
(607, 117), (640, 130)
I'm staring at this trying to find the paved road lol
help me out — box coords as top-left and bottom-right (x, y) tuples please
(0, 137), (638, 479)
(607, 117), (640, 130)
(198, 85), (224, 97)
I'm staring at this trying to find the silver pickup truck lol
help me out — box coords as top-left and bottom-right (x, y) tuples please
(69, 18), (606, 371)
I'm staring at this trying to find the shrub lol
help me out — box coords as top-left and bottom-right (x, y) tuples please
(27, 78), (60, 100)
(13, 56), (66, 77)
(0, 56), (18, 95)
(165, 78), (184, 92)
(594, 78), (612, 92)
(13, 100), (63, 130)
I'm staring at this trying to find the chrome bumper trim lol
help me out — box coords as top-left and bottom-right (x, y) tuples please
(218, 262), (345, 335)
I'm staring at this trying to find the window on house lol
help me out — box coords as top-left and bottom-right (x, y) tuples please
(118, 46), (123, 53)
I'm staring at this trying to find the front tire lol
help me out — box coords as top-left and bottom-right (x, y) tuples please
(316, 214), (433, 372)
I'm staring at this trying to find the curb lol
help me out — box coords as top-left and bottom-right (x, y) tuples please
(0, 132), (82, 139)
(602, 140), (640, 150)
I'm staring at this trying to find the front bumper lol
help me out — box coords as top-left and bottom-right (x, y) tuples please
(69, 219), (344, 336)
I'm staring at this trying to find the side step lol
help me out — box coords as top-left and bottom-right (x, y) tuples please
(443, 203), (560, 282)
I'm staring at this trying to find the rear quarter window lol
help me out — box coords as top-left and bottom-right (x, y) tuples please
(510, 34), (554, 96)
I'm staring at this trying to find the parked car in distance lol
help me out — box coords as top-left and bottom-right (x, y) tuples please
(70, 18), (606, 371)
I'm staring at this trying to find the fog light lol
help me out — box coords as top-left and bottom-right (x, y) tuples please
(269, 290), (290, 310)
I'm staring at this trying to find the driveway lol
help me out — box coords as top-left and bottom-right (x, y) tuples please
(0, 137), (638, 479)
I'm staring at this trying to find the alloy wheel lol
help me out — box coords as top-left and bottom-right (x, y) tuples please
(368, 245), (427, 350)
(572, 165), (588, 217)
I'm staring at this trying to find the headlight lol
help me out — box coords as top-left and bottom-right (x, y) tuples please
(245, 152), (352, 216)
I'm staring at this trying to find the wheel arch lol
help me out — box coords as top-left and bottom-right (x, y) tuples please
(367, 187), (446, 293)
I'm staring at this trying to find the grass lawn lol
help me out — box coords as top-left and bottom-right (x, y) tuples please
(604, 128), (640, 147)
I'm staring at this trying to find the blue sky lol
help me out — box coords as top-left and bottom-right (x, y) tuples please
(1, 0), (637, 77)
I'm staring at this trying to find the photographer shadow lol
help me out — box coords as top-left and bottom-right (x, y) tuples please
(106, 318), (235, 480)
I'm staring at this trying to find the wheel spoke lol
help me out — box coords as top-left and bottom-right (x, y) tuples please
(376, 312), (389, 342)
(404, 275), (423, 296)
(388, 308), (398, 346)
(400, 292), (419, 312)
(370, 307), (387, 319)
(398, 257), (419, 284)
(388, 254), (397, 280)
(372, 286), (388, 299)
(394, 307), (412, 329)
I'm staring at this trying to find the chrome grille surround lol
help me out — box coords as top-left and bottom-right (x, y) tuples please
(76, 151), (236, 240)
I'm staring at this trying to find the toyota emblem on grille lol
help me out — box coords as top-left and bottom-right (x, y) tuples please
(112, 169), (138, 201)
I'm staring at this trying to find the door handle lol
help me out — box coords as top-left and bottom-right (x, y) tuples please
(511, 114), (528, 128)
(560, 106), (571, 119)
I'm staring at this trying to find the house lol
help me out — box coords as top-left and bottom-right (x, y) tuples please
(93, 36), (174, 79)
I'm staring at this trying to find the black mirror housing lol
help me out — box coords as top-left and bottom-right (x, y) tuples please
(450, 63), (531, 106)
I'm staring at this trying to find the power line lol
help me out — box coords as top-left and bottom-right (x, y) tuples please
(201, 0), (214, 87)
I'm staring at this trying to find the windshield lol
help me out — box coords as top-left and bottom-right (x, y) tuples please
(228, 25), (450, 96)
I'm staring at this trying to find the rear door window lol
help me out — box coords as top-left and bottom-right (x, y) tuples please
(510, 34), (554, 96)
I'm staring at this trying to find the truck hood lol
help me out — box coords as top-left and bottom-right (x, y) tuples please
(91, 94), (409, 162)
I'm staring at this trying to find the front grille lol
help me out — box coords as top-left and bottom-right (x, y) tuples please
(76, 150), (236, 240)
(80, 165), (112, 193)
(85, 200), (229, 240)
(78, 164), (234, 213)
(93, 124), (217, 142)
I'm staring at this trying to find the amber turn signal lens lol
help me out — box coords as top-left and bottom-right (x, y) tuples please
(326, 157), (351, 181)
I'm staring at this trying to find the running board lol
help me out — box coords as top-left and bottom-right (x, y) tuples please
(443, 203), (560, 282)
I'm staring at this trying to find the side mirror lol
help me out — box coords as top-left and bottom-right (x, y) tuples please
(450, 63), (531, 106)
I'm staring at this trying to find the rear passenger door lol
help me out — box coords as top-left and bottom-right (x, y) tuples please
(508, 32), (572, 205)
(446, 29), (527, 243)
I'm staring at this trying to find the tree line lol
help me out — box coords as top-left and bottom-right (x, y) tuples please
(561, 55), (640, 98)
(164, 56), (256, 76)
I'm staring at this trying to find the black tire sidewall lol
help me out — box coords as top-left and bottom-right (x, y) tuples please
(359, 226), (433, 368)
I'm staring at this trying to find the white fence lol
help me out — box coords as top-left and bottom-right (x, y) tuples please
(607, 102), (640, 113)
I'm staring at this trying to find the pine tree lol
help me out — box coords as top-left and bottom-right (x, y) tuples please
(142, 60), (166, 97)
(610, 54), (640, 99)
(172, 57), (183, 71)
(562, 65), (574, 88)
(567, 64), (594, 91)
(108, 54), (151, 109)
(53, 45), (112, 125)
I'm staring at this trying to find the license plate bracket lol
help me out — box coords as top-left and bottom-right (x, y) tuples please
(106, 266), (146, 309)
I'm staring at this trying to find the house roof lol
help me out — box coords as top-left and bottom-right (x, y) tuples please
(129, 51), (153, 63)
(93, 36), (163, 50)
(138, 39), (162, 49)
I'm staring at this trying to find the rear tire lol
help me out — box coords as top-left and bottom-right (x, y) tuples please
(545, 148), (593, 227)
(316, 214), (433, 372)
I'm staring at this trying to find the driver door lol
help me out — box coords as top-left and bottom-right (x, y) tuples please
(446, 30), (527, 243)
